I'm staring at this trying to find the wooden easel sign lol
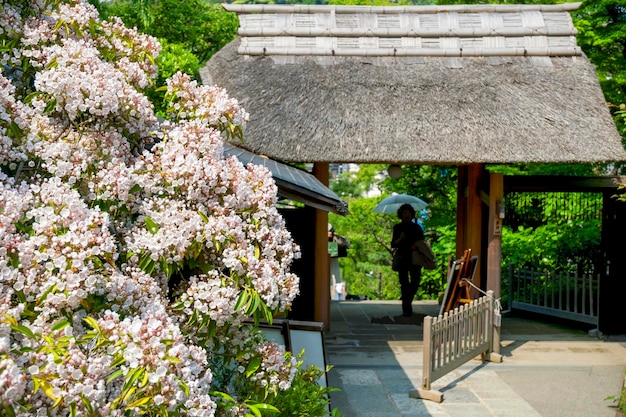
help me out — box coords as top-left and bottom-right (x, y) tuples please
(439, 249), (478, 315)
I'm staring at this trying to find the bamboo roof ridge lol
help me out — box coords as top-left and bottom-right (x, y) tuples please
(201, 2), (626, 164)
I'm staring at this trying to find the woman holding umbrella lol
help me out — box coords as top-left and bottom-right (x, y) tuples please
(391, 203), (425, 317)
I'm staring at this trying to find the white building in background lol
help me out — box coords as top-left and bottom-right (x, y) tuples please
(329, 163), (359, 177)
(330, 163), (383, 198)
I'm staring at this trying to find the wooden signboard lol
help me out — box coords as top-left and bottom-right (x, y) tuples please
(439, 249), (479, 315)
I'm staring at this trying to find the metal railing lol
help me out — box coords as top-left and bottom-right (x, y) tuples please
(507, 266), (599, 326)
(410, 291), (502, 403)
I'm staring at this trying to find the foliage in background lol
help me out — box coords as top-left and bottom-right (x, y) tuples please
(93, 0), (238, 115)
(329, 163), (607, 302)
(487, 162), (604, 177)
(266, 354), (344, 417)
(380, 165), (458, 229)
(501, 220), (602, 272)
(574, 0), (626, 142)
(329, 196), (455, 301)
(149, 39), (201, 115)
(150, 0), (238, 63)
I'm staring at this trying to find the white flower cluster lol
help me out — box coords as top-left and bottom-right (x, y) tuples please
(165, 73), (249, 128)
(247, 341), (298, 392)
(0, 0), (302, 415)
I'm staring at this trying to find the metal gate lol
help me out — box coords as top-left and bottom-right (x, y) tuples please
(507, 266), (600, 326)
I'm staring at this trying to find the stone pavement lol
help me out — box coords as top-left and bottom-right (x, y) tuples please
(324, 300), (626, 417)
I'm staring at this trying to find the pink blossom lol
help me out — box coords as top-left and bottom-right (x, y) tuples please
(0, 0), (302, 414)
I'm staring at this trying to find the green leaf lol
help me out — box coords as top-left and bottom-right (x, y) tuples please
(198, 210), (209, 223)
(139, 368), (149, 387)
(43, 98), (57, 114)
(80, 393), (94, 414)
(245, 404), (262, 417)
(260, 300), (273, 325)
(45, 57), (58, 70)
(36, 284), (58, 307)
(247, 293), (259, 315)
(51, 319), (70, 332)
(82, 316), (100, 332)
(107, 369), (124, 384)
(246, 357), (261, 377)
(121, 386), (137, 403)
(52, 393), (64, 408)
(138, 254), (156, 274)
(179, 380), (190, 397)
(234, 289), (250, 312)
(164, 355), (181, 364)
(251, 403), (280, 413)
(11, 324), (35, 339)
(8, 122), (23, 139)
(210, 390), (235, 403)
(23, 91), (41, 104)
(123, 367), (144, 391)
(161, 259), (172, 278)
(33, 376), (57, 401)
(1, 314), (17, 327)
(144, 217), (159, 235)
(125, 396), (152, 410)
(207, 319), (217, 338)
(2, 404), (16, 417)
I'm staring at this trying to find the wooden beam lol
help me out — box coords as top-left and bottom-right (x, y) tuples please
(504, 175), (625, 192)
(466, 164), (484, 293)
(487, 173), (503, 298)
(312, 162), (330, 328)
(455, 166), (468, 259)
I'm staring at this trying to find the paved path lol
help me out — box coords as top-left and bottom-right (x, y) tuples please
(324, 300), (626, 417)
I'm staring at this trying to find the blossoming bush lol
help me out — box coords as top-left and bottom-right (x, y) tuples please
(0, 0), (304, 415)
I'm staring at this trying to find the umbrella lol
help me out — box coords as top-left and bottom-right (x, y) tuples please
(372, 194), (428, 215)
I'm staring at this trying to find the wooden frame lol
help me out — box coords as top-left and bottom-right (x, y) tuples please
(439, 250), (480, 315)
(257, 319), (329, 390)
(439, 259), (464, 316)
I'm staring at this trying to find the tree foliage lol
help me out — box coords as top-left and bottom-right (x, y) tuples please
(329, 194), (455, 301)
(93, 0), (238, 115)
(99, 0), (238, 64)
(379, 165), (458, 229)
(574, 2), (626, 114)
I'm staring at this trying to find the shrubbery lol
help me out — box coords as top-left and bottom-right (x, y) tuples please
(0, 1), (334, 415)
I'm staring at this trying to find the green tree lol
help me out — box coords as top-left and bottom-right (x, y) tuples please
(330, 197), (400, 299)
(151, 0), (238, 63)
(101, 0), (238, 64)
(94, 0), (238, 115)
(330, 164), (385, 198)
(574, 1), (626, 116)
(380, 164), (458, 229)
(329, 195), (454, 300)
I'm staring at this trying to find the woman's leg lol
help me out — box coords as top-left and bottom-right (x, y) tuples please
(407, 266), (422, 306)
(398, 269), (412, 316)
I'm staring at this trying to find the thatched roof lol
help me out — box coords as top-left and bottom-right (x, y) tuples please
(201, 3), (626, 164)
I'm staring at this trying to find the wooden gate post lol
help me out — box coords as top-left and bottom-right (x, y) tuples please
(487, 173), (503, 300)
(312, 162), (330, 327)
